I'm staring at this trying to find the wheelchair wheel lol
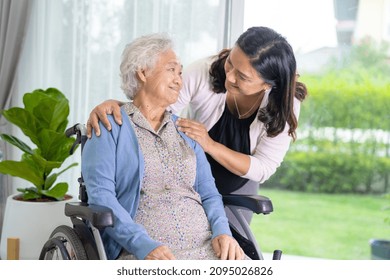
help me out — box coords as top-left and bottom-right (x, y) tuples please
(39, 225), (88, 260)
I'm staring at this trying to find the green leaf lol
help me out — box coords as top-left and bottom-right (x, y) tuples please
(43, 162), (78, 191)
(37, 129), (75, 162)
(23, 88), (69, 132)
(17, 188), (41, 200)
(44, 173), (58, 190)
(31, 151), (63, 175)
(42, 182), (68, 200)
(0, 134), (33, 154)
(1, 107), (39, 145)
(0, 160), (43, 187)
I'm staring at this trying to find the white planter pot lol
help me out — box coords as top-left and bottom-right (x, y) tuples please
(0, 194), (75, 260)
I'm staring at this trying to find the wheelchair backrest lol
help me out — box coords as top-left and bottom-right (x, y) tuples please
(65, 123), (89, 203)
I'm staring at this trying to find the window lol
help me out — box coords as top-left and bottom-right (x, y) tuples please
(13, 0), (229, 195)
(243, 0), (390, 260)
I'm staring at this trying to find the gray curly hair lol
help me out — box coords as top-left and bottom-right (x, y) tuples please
(120, 33), (174, 99)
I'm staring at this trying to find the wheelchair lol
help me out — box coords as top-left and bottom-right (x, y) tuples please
(39, 123), (282, 260)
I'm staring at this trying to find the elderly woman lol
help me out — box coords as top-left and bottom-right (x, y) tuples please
(81, 33), (244, 260)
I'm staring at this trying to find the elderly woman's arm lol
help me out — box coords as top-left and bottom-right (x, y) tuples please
(82, 115), (166, 259)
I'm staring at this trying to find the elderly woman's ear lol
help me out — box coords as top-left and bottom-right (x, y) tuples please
(136, 69), (147, 83)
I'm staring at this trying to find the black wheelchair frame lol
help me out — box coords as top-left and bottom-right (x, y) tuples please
(39, 123), (282, 260)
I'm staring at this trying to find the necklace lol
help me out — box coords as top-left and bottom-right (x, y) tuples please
(233, 94), (262, 119)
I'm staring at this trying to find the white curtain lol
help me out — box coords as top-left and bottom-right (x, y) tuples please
(11, 0), (229, 197)
(0, 0), (31, 238)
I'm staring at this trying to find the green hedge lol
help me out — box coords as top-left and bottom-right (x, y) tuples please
(264, 149), (390, 194)
(300, 71), (390, 130)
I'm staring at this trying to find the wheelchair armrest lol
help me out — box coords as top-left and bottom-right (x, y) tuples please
(222, 194), (273, 215)
(65, 202), (114, 229)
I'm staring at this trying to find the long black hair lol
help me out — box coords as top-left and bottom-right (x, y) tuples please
(209, 26), (307, 141)
(209, 48), (230, 93)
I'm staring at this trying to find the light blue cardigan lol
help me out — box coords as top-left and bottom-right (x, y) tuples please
(81, 107), (232, 260)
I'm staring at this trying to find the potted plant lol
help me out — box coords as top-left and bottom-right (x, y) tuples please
(0, 88), (78, 259)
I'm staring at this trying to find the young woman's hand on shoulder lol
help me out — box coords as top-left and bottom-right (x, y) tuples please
(87, 99), (124, 138)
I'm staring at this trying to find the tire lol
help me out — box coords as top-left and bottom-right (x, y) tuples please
(39, 225), (88, 260)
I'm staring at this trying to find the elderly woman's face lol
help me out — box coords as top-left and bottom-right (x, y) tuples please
(143, 49), (183, 106)
(224, 46), (267, 96)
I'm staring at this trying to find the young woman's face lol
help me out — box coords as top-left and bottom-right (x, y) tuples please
(143, 49), (183, 106)
(224, 46), (267, 96)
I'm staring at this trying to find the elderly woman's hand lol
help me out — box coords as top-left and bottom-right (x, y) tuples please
(212, 234), (245, 260)
(145, 245), (176, 260)
(86, 99), (123, 138)
(176, 118), (216, 153)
